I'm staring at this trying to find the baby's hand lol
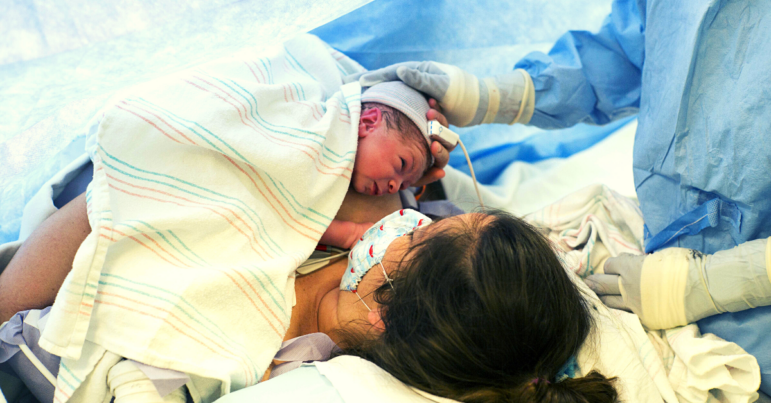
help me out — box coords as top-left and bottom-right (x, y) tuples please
(320, 220), (374, 250)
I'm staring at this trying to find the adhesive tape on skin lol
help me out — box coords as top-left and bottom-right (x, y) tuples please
(435, 63), (480, 127)
(481, 78), (500, 124)
(640, 248), (690, 329)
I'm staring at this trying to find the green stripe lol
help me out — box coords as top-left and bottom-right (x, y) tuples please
(99, 273), (264, 373)
(168, 229), (210, 267)
(224, 76), (355, 161)
(248, 264), (286, 305)
(277, 181), (333, 222)
(115, 220), (286, 316)
(265, 172), (330, 228)
(284, 47), (317, 85)
(259, 58), (273, 84)
(121, 220), (205, 267)
(238, 265), (286, 316)
(132, 97), (253, 169)
(60, 363), (81, 384)
(97, 144), (285, 256)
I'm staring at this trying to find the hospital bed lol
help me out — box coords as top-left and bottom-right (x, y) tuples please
(1, 0), (763, 402)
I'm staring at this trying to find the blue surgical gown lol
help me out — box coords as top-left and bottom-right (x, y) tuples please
(514, 0), (771, 393)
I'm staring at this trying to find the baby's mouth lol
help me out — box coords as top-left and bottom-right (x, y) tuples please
(371, 182), (380, 196)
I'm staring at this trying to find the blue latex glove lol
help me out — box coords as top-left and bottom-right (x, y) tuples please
(345, 62), (535, 127)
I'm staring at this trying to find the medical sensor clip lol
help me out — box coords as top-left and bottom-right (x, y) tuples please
(427, 121), (485, 209)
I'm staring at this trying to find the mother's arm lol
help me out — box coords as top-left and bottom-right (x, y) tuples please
(0, 192), (90, 322)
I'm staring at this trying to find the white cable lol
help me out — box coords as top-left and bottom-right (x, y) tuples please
(457, 139), (485, 209)
(427, 121), (485, 209)
(18, 344), (57, 386)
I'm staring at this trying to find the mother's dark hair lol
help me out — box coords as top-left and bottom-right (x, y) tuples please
(340, 210), (617, 403)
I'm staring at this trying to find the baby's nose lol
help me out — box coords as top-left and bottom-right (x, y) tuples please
(387, 180), (400, 194)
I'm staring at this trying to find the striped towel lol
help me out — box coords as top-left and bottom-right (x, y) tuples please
(38, 34), (365, 402)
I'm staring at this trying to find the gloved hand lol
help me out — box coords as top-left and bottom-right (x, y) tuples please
(345, 61), (535, 127)
(584, 254), (645, 318)
(585, 238), (771, 330)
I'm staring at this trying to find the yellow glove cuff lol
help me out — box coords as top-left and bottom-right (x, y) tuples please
(766, 238), (771, 285)
(436, 63), (480, 127)
(510, 69), (534, 125)
(640, 248), (690, 329)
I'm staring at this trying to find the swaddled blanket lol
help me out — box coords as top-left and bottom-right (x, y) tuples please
(37, 34), (365, 402)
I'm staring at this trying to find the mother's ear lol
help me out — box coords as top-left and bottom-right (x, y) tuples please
(358, 107), (382, 138)
(367, 309), (386, 332)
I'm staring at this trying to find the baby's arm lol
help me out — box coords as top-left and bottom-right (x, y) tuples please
(320, 219), (372, 250)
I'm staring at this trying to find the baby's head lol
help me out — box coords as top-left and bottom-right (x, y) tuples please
(353, 82), (432, 196)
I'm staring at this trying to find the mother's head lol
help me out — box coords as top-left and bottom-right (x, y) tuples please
(328, 211), (617, 403)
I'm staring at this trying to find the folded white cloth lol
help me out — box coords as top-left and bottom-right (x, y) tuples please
(38, 34), (366, 402)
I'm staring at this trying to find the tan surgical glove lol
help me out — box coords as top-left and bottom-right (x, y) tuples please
(585, 237), (771, 329)
(346, 62), (535, 127)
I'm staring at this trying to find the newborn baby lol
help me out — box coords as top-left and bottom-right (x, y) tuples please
(321, 82), (433, 249)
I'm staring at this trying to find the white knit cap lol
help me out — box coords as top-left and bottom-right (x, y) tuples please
(361, 81), (430, 144)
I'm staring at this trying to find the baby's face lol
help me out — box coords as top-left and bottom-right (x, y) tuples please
(352, 122), (427, 196)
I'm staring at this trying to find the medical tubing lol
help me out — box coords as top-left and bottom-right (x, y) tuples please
(18, 344), (57, 386)
(108, 360), (185, 403)
(458, 139), (485, 209)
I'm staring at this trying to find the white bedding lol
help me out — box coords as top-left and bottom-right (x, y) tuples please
(443, 119), (638, 216)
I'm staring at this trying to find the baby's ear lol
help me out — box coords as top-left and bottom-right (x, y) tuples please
(358, 107), (381, 138)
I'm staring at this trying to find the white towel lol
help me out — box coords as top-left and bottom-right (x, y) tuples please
(38, 34), (366, 402)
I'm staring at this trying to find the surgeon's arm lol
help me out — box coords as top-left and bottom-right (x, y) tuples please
(350, 0), (645, 131)
(516, 0), (646, 129)
(585, 238), (771, 329)
(0, 192), (90, 322)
